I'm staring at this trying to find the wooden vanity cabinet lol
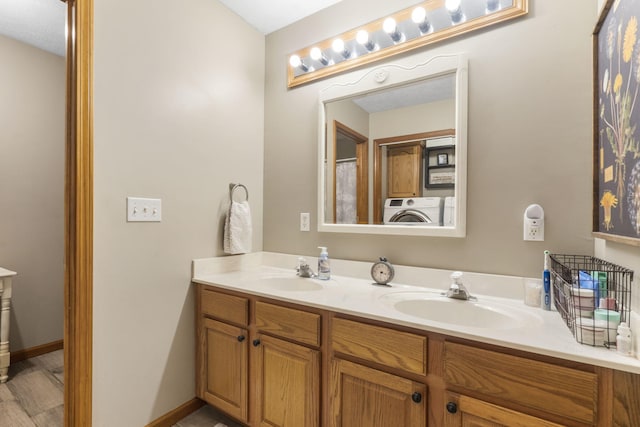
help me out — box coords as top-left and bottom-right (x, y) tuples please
(196, 284), (640, 427)
(329, 317), (427, 427)
(253, 302), (321, 427)
(197, 288), (250, 423)
(443, 391), (566, 427)
(443, 342), (598, 426)
(196, 286), (321, 427)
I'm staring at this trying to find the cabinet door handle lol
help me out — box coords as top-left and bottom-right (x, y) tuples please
(237, 335), (245, 342)
(252, 339), (261, 347)
(446, 402), (458, 414)
(411, 392), (422, 403)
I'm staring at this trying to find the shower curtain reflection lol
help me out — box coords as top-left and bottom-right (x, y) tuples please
(336, 159), (357, 224)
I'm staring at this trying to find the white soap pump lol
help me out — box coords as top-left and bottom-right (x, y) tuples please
(317, 246), (330, 280)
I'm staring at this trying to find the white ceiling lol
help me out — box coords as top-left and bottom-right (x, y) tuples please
(0, 0), (66, 56)
(218, 0), (343, 34)
(353, 73), (456, 114)
(0, 0), (342, 57)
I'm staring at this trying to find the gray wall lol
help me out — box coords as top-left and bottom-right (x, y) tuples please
(0, 35), (64, 351)
(92, 0), (264, 424)
(264, 0), (598, 277)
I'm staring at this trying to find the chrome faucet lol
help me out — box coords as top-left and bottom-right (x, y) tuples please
(296, 257), (315, 278)
(446, 271), (473, 300)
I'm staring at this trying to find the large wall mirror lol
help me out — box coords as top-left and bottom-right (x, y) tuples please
(318, 53), (467, 237)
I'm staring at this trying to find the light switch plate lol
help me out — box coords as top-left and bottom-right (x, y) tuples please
(127, 197), (162, 222)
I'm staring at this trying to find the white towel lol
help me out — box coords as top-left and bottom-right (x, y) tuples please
(224, 200), (252, 254)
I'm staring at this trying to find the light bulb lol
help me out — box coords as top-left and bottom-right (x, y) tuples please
(356, 30), (375, 51)
(486, 0), (500, 12)
(332, 38), (350, 58)
(445, 0), (464, 24)
(310, 47), (322, 60)
(411, 7), (426, 24)
(445, 0), (461, 12)
(332, 38), (344, 53)
(411, 7), (431, 34)
(383, 17), (397, 34)
(383, 17), (403, 43)
(289, 55), (301, 68)
(288, 54), (309, 72)
(310, 47), (329, 65)
(356, 30), (369, 45)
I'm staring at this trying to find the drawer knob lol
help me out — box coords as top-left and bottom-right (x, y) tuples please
(411, 392), (422, 403)
(446, 402), (458, 414)
(252, 339), (261, 347)
(237, 335), (245, 342)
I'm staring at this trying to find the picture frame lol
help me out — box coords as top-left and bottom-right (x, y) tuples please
(593, 0), (640, 246)
(437, 153), (449, 166)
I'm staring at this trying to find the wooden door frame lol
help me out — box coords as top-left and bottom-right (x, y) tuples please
(373, 129), (454, 224)
(63, 0), (93, 425)
(332, 121), (368, 224)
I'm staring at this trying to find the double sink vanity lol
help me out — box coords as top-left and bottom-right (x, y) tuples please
(192, 252), (640, 427)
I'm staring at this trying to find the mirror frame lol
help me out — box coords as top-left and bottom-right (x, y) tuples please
(318, 53), (468, 237)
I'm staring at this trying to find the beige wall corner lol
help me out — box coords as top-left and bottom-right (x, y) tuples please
(0, 35), (65, 351)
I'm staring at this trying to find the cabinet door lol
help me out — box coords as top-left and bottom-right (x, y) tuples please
(253, 334), (320, 427)
(443, 392), (565, 427)
(330, 358), (426, 427)
(200, 317), (248, 423)
(387, 144), (421, 197)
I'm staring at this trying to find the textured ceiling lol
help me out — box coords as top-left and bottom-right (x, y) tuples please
(0, 0), (66, 57)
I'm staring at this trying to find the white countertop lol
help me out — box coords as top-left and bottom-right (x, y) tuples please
(192, 252), (640, 374)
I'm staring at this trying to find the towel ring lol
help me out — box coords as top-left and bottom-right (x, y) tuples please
(229, 183), (249, 202)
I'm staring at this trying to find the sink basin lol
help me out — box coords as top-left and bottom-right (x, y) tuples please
(379, 292), (542, 329)
(254, 276), (324, 292)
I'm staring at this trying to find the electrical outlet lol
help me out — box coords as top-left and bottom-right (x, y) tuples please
(300, 213), (310, 231)
(524, 218), (544, 241)
(523, 204), (544, 241)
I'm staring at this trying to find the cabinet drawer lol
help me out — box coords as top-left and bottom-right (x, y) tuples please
(255, 301), (321, 347)
(332, 318), (427, 376)
(444, 342), (597, 425)
(200, 288), (249, 326)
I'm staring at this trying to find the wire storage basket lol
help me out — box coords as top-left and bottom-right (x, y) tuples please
(549, 254), (633, 347)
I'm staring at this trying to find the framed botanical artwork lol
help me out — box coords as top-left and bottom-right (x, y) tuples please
(594, 0), (640, 246)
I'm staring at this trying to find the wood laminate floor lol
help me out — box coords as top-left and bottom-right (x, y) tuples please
(0, 350), (64, 427)
(1, 350), (238, 427)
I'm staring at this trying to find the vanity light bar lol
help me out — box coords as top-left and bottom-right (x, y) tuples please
(287, 0), (528, 88)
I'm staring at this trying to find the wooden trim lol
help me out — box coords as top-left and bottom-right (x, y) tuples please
(145, 398), (205, 427)
(333, 121), (368, 224)
(592, 231), (640, 247)
(373, 129), (454, 223)
(64, 0), (93, 426)
(10, 340), (64, 363)
(355, 141), (368, 224)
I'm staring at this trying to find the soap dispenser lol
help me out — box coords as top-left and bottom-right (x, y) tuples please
(317, 246), (330, 280)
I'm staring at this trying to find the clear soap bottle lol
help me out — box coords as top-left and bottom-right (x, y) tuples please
(317, 246), (330, 280)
